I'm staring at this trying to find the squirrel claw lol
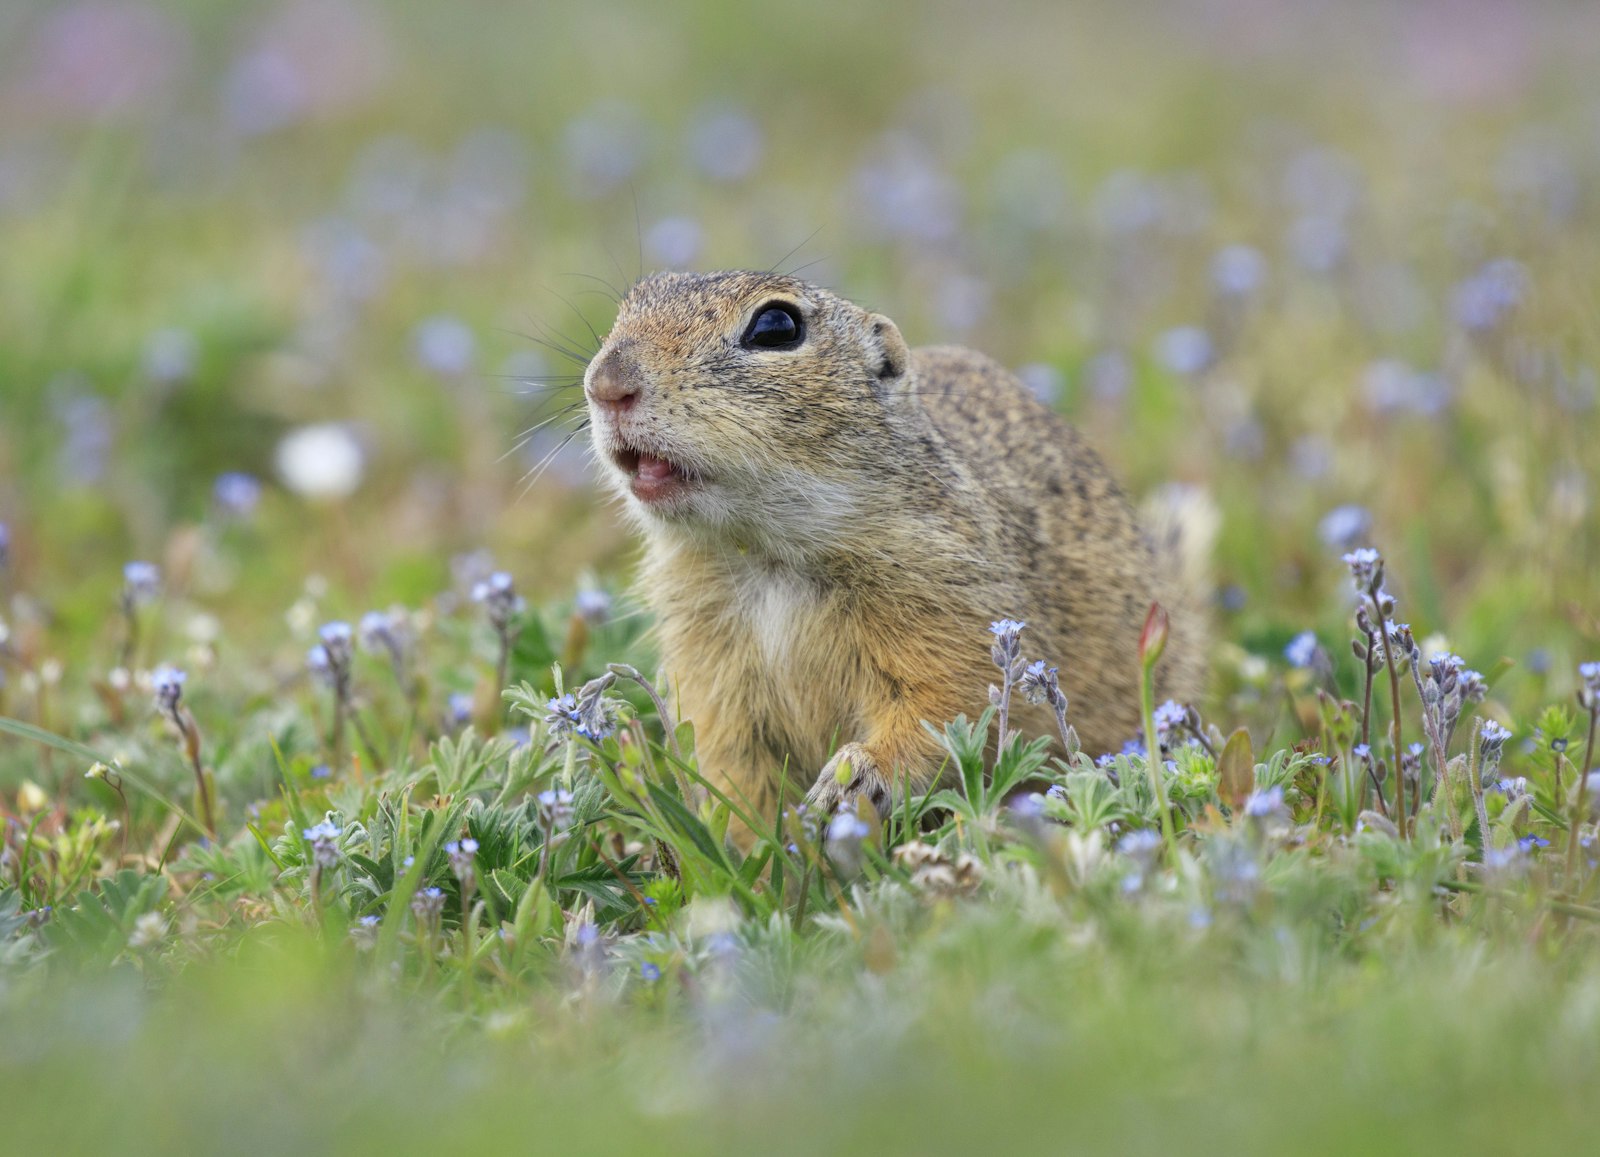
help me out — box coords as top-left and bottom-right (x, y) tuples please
(805, 742), (894, 820)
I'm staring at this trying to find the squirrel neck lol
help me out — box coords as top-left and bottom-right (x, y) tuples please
(639, 400), (984, 581)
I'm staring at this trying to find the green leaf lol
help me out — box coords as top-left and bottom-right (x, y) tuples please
(45, 869), (169, 966)
(0, 716), (202, 833)
(507, 613), (557, 688)
(1217, 728), (1255, 811)
(646, 782), (728, 870)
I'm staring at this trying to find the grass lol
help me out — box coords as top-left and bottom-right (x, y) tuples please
(4, 1), (1600, 1153)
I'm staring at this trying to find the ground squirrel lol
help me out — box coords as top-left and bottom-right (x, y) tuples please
(582, 270), (1207, 830)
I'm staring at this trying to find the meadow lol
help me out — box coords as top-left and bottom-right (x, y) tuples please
(3, 2), (1600, 1153)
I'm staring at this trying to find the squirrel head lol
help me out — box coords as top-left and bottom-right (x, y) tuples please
(583, 270), (914, 551)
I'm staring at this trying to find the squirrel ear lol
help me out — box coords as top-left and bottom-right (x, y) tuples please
(865, 314), (911, 390)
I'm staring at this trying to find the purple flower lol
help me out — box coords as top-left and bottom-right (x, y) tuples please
(150, 664), (186, 711)
(1016, 363), (1064, 406)
(1084, 350), (1132, 403)
(411, 886), (446, 923)
(1019, 660), (1062, 707)
(686, 103), (763, 182)
(574, 588), (612, 625)
(544, 694), (580, 739)
(1153, 326), (1213, 376)
(643, 216), (703, 270)
(537, 789), (574, 831)
(1287, 215), (1346, 274)
(472, 571), (524, 630)
(1284, 632), (1319, 669)
(1341, 546), (1381, 589)
(446, 837), (478, 881)
(1118, 829), (1162, 864)
(142, 328), (197, 384)
(1452, 259), (1529, 332)
(1152, 699), (1187, 736)
(123, 561), (161, 606)
(1211, 245), (1266, 297)
(825, 809), (873, 875)
(1243, 785), (1288, 821)
(303, 819), (341, 869)
(212, 472), (262, 518)
(1320, 506), (1373, 550)
(412, 316), (476, 376)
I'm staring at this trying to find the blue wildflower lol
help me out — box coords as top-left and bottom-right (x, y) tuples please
(1211, 244), (1266, 297)
(825, 810), (873, 875)
(1243, 785), (1287, 820)
(1451, 258), (1528, 332)
(411, 886), (446, 923)
(1284, 631), (1319, 669)
(412, 316), (476, 376)
(988, 619), (1026, 642)
(150, 665), (187, 710)
(574, 587), (612, 625)
(123, 561), (161, 606)
(537, 789), (574, 831)
(544, 693), (581, 738)
(1152, 699), (1187, 735)
(1153, 325), (1213, 376)
(1117, 829), (1163, 862)
(1320, 505), (1372, 550)
(1341, 546), (1381, 588)
(212, 472), (262, 518)
(1018, 660), (1062, 707)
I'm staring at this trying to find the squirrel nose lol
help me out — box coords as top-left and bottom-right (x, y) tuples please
(586, 346), (643, 415)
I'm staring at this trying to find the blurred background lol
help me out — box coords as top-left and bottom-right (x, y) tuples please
(1, 0), (1598, 706)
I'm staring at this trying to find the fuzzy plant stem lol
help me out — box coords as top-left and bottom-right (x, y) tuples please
(1049, 696), (1075, 756)
(309, 863), (324, 926)
(1368, 589), (1408, 836)
(996, 667), (1016, 755)
(1565, 703), (1599, 893)
(1138, 604), (1177, 856)
(188, 742), (216, 841)
(166, 704), (216, 840)
(1357, 638), (1390, 815)
(1467, 726), (1491, 856)
(494, 637), (511, 711)
(1140, 667), (1176, 854)
(607, 664), (682, 761)
(329, 694), (347, 774)
(119, 595), (141, 672)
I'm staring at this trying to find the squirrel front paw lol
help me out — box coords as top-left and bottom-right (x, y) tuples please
(805, 742), (895, 819)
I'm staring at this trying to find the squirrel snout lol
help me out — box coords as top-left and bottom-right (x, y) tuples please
(586, 346), (644, 416)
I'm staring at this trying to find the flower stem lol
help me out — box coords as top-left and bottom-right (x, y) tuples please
(1140, 657), (1176, 855)
(1564, 705), (1598, 893)
(1367, 588), (1407, 836)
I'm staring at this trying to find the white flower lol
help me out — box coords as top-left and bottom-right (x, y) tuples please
(274, 422), (365, 500)
(129, 912), (168, 949)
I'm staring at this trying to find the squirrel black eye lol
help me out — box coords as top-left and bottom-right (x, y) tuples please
(742, 302), (804, 350)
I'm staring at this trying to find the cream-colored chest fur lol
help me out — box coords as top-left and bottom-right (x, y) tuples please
(686, 556), (854, 773)
(728, 566), (816, 667)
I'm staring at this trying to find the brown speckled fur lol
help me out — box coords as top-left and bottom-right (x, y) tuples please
(582, 271), (1206, 833)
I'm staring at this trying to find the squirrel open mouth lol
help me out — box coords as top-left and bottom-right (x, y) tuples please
(611, 443), (699, 504)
